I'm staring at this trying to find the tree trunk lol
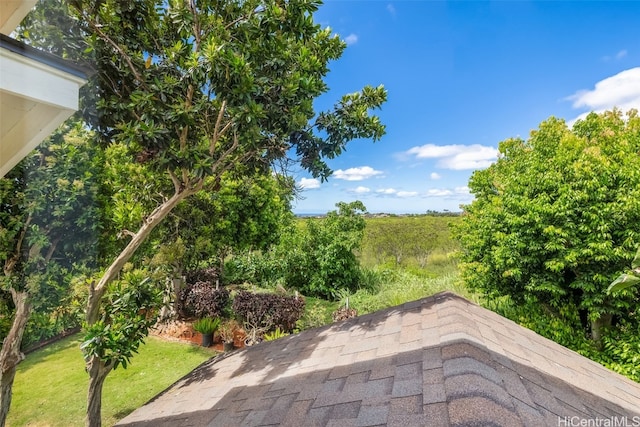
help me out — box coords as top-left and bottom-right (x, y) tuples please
(0, 289), (32, 427)
(84, 185), (198, 426)
(591, 313), (613, 349)
(0, 367), (16, 427)
(86, 186), (197, 324)
(85, 356), (113, 427)
(159, 276), (183, 321)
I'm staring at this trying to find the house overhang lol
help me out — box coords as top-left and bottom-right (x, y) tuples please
(0, 33), (88, 177)
(0, 1), (38, 35)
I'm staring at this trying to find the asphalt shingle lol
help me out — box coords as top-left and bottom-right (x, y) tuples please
(116, 292), (640, 426)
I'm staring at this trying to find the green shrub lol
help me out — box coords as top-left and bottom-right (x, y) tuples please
(483, 296), (591, 349)
(295, 299), (335, 331)
(223, 251), (283, 287)
(263, 327), (289, 341)
(357, 267), (385, 293)
(192, 317), (221, 334)
(223, 255), (256, 285)
(428, 251), (453, 267)
(601, 321), (640, 382)
(482, 295), (640, 383)
(274, 202), (367, 298)
(81, 272), (162, 370)
(22, 312), (62, 349)
(348, 270), (465, 315)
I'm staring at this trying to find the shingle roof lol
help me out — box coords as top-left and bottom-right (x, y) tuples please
(116, 292), (640, 426)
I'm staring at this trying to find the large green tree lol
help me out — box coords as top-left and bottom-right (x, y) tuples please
(59, 1), (387, 425)
(169, 171), (294, 273)
(157, 171), (294, 318)
(0, 123), (101, 426)
(456, 110), (640, 344)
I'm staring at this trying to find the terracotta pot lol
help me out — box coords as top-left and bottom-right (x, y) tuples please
(233, 328), (247, 348)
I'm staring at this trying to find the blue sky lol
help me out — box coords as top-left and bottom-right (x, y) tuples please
(291, 1), (640, 214)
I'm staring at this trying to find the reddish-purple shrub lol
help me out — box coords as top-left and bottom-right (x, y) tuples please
(179, 282), (229, 319)
(232, 291), (305, 332)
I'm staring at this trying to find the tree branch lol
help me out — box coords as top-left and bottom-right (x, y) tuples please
(82, 16), (149, 92)
(4, 214), (32, 276)
(86, 185), (198, 324)
(211, 129), (240, 174)
(210, 100), (229, 155)
(168, 169), (181, 194)
(44, 236), (61, 264)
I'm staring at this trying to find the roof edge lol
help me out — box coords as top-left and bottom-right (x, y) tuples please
(0, 33), (92, 80)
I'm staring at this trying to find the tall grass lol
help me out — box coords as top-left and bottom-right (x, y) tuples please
(348, 268), (474, 316)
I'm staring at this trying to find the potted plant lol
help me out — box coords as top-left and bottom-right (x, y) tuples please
(192, 317), (220, 347)
(219, 319), (240, 351)
(263, 327), (289, 341)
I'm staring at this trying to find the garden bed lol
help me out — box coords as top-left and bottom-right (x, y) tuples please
(150, 319), (246, 350)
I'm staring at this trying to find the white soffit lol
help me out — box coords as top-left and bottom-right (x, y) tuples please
(0, 0), (38, 35)
(0, 42), (87, 177)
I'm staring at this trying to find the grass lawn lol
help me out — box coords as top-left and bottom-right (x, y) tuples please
(8, 334), (214, 427)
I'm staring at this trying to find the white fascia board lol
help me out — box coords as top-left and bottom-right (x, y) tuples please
(0, 46), (86, 110)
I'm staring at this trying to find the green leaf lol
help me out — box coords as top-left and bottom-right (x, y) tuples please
(607, 273), (640, 294)
(631, 247), (640, 269)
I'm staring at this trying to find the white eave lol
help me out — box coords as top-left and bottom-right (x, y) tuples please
(0, 0), (88, 177)
(0, 1), (38, 35)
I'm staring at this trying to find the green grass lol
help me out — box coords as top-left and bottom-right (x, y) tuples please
(297, 296), (340, 330)
(349, 269), (475, 316)
(8, 334), (214, 427)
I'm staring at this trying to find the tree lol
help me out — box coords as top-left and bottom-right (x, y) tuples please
(155, 171), (294, 317)
(456, 110), (640, 344)
(168, 171), (295, 273)
(0, 123), (101, 426)
(276, 201), (367, 298)
(59, 1), (387, 425)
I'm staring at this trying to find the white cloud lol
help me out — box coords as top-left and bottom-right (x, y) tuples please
(430, 172), (441, 180)
(404, 144), (498, 170)
(602, 49), (628, 62)
(349, 186), (371, 194)
(374, 186), (469, 200)
(373, 188), (417, 198)
(344, 34), (358, 45)
(334, 166), (383, 181)
(299, 177), (320, 189)
(396, 191), (418, 198)
(422, 186), (473, 201)
(567, 67), (640, 125)
(376, 188), (397, 195)
(425, 189), (453, 197)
